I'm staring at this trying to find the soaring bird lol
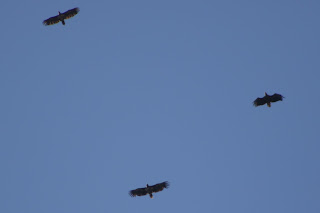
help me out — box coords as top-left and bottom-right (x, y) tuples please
(129, 181), (169, 198)
(43, 7), (80, 26)
(253, 92), (284, 107)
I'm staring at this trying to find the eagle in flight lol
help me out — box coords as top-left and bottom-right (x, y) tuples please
(253, 92), (284, 107)
(129, 181), (169, 198)
(43, 7), (80, 26)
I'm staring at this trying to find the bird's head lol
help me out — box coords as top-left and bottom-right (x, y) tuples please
(146, 184), (149, 188)
(58, 11), (61, 15)
(264, 92), (268, 96)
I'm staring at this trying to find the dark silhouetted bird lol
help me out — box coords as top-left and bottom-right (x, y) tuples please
(43, 7), (79, 26)
(253, 92), (284, 107)
(129, 181), (169, 198)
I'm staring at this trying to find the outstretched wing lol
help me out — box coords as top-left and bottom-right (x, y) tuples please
(61, 7), (80, 20)
(129, 187), (148, 197)
(43, 15), (60, 26)
(270, 93), (284, 103)
(253, 97), (267, 107)
(149, 181), (169, 193)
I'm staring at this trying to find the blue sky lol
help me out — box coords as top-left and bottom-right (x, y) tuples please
(1, 1), (320, 213)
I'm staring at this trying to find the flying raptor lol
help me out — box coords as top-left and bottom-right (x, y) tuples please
(253, 92), (284, 107)
(43, 7), (80, 26)
(129, 181), (169, 198)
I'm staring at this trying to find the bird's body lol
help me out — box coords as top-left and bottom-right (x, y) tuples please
(43, 7), (79, 26)
(129, 181), (169, 198)
(253, 92), (284, 107)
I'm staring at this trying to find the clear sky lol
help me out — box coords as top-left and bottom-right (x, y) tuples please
(1, 1), (320, 213)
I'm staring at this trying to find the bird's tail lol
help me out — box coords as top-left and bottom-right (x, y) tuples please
(267, 102), (271, 107)
(149, 194), (153, 199)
